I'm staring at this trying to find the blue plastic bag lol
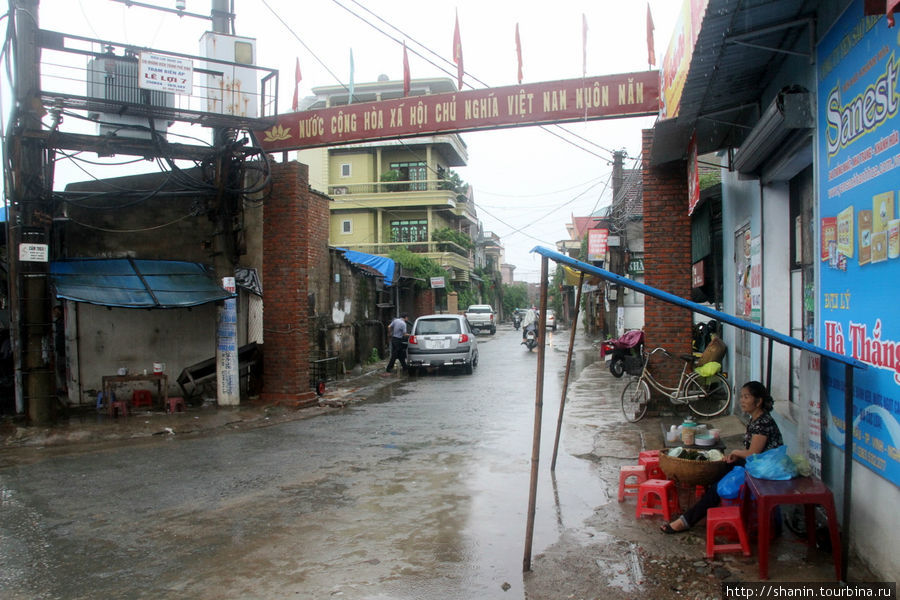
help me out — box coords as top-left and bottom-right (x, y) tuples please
(716, 466), (746, 499)
(746, 446), (798, 480)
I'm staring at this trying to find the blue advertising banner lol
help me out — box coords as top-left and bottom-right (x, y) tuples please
(818, 0), (900, 485)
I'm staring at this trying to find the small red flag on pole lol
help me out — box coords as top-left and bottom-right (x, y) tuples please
(453, 11), (464, 91)
(646, 3), (656, 67)
(291, 57), (302, 111)
(515, 23), (523, 84)
(402, 41), (411, 97)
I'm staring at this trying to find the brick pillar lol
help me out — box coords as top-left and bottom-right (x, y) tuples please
(261, 161), (320, 406)
(413, 289), (434, 319)
(642, 129), (693, 384)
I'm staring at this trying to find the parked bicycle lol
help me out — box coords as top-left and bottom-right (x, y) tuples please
(621, 347), (732, 422)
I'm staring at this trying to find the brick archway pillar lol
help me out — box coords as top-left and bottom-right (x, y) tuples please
(261, 161), (322, 406)
(641, 129), (694, 384)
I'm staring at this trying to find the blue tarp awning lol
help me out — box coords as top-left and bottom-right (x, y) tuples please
(335, 248), (396, 286)
(51, 258), (236, 308)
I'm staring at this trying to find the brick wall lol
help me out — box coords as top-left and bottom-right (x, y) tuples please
(261, 161), (318, 406)
(413, 289), (434, 320)
(642, 129), (693, 384)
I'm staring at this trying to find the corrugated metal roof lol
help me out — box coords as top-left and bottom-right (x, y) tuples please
(652, 0), (820, 164)
(51, 259), (235, 308)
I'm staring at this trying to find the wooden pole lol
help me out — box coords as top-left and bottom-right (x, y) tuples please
(551, 271), (584, 471)
(523, 256), (549, 572)
(841, 362), (853, 582)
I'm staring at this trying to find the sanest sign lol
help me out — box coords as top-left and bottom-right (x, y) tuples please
(257, 71), (659, 152)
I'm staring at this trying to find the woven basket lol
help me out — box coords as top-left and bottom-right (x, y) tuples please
(658, 449), (730, 487)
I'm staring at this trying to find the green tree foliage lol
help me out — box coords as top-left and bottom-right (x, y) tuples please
(440, 168), (469, 202)
(456, 286), (478, 310)
(502, 282), (528, 315)
(432, 227), (474, 251)
(388, 248), (447, 290)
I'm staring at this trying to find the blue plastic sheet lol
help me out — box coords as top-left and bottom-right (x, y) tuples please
(746, 446), (797, 480)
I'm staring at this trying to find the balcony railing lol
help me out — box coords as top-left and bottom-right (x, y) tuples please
(337, 241), (473, 272)
(329, 179), (463, 196)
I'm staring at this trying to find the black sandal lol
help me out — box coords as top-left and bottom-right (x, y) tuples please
(660, 522), (687, 534)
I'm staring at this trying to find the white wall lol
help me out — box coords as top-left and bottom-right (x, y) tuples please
(761, 182), (792, 403)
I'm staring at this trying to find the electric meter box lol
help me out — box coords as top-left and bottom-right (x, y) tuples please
(200, 32), (258, 117)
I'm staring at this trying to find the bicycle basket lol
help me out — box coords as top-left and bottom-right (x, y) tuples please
(624, 355), (644, 376)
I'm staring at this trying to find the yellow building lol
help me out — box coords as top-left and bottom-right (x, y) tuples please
(297, 78), (478, 283)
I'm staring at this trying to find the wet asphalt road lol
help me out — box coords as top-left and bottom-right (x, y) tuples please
(0, 326), (607, 600)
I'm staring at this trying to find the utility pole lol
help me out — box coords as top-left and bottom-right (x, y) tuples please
(8, 0), (54, 422)
(211, 0), (240, 406)
(606, 150), (626, 337)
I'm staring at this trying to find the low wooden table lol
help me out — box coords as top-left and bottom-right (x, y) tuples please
(102, 373), (168, 412)
(744, 474), (842, 580)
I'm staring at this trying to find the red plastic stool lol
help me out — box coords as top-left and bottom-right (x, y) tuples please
(132, 389), (153, 409)
(636, 479), (680, 520)
(108, 399), (129, 417)
(706, 505), (751, 558)
(618, 465), (648, 502)
(639, 455), (666, 480)
(167, 396), (186, 413)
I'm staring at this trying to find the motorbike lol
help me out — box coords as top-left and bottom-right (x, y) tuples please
(692, 319), (718, 352)
(522, 324), (538, 351)
(513, 313), (522, 330)
(600, 329), (645, 378)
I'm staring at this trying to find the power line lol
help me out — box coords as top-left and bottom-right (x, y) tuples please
(330, 0), (618, 161)
(258, 0), (347, 90)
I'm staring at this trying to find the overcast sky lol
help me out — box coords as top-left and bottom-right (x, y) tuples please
(31, 0), (683, 282)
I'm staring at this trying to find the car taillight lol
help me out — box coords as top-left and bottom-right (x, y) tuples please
(408, 335), (417, 345)
(458, 334), (469, 343)
(490, 314), (494, 321)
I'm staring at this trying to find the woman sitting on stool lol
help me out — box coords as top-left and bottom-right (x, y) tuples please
(661, 380), (783, 533)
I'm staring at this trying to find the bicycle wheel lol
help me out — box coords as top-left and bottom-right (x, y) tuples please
(621, 378), (650, 422)
(684, 372), (732, 417)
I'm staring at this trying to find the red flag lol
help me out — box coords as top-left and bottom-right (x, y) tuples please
(291, 57), (302, 111)
(646, 3), (656, 67)
(453, 11), (464, 90)
(402, 41), (411, 97)
(582, 14), (588, 77)
(515, 23), (523, 84)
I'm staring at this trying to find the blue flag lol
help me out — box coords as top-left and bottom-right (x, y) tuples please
(348, 49), (355, 103)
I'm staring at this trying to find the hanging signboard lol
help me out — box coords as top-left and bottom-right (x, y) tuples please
(818, 0), (900, 485)
(687, 134), (700, 215)
(692, 259), (705, 288)
(257, 70), (659, 151)
(659, 0), (709, 118)
(430, 277), (446, 289)
(587, 228), (609, 262)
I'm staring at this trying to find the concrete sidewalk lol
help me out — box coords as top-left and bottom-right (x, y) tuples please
(523, 357), (875, 598)
(0, 360), (390, 456)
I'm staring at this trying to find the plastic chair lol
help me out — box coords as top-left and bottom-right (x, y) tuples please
(706, 505), (751, 558)
(618, 465), (648, 502)
(131, 389), (153, 409)
(636, 479), (680, 520)
(166, 396), (186, 414)
(639, 453), (665, 480)
(108, 398), (129, 417)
